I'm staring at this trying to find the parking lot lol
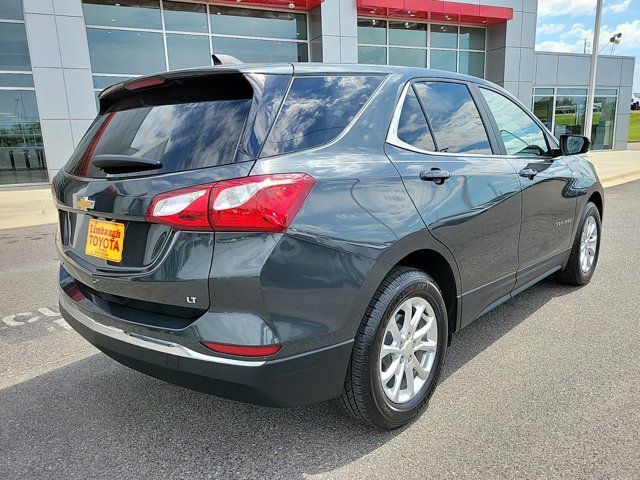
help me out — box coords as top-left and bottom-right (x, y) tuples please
(1, 180), (639, 479)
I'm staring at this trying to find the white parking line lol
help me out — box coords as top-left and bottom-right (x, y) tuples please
(1, 307), (69, 332)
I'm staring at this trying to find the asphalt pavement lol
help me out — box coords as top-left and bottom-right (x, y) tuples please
(1, 180), (639, 479)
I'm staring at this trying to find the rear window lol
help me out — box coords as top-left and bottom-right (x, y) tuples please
(65, 77), (253, 178)
(260, 75), (383, 157)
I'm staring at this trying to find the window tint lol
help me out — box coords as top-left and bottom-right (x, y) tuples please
(480, 88), (549, 157)
(65, 84), (252, 178)
(413, 82), (491, 154)
(261, 75), (383, 157)
(396, 88), (435, 151)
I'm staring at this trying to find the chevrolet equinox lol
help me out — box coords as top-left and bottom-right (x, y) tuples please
(53, 63), (603, 429)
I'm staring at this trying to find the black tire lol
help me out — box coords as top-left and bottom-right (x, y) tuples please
(339, 267), (448, 430)
(556, 201), (601, 286)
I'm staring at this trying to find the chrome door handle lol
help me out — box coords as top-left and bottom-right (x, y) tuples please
(519, 168), (538, 179)
(420, 169), (451, 185)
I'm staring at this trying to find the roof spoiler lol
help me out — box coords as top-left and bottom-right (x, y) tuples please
(212, 54), (244, 66)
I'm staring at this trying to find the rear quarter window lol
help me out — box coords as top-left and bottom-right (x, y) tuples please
(260, 75), (383, 157)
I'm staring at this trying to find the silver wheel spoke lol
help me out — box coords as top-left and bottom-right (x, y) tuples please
(381, 344), (400, 358)
(404, 362), (415, 398)
(414, 316), (436, 342)
(391, 363), (404, 401)
(410, 303), (426, 333)
(410, 355), (430, 380)
(399, 300), (413, 337)
(381, 356), (402, 382)
(387, 319), (403, 344)
(415, 339), (437, 353)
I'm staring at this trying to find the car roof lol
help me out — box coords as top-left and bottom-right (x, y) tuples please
(153, 62), (494, 85)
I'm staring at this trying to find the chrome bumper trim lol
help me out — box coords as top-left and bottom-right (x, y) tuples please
(60, 291), (266, 367)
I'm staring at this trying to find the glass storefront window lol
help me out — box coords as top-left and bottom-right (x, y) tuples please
(358, 46), (386, 65)
(0, 0), (24, 20)
(166, 34), (211, 70)
(389, 48), (426, 67)
(163, 1), (208, 33)
(357, 19), (486, 77)
(0, 23), (31, 71)
(86, 28), (166, 74)
(430, 24), (457, 49)
(459, 27), (485, 50)
(554, 95), (586, 137)
(0, 73), (33, 88)
(83, 2), (311, 71)
(430, 49), (457, 72)
(83, 0), (162, 29)
(358, 19), (386, 45)
(0, 90), (48, 184)
(533, 96), (554, 130)
(532, 88), (618, 150)
(591, 96), (616, 150)
(211, 37), (308, 63)
(389, 22), (427, 47)
(210, 6), (307, 41)
(459, 51), (484, 77)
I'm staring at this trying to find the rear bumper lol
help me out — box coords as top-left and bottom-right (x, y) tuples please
(60, 290), (353, 408)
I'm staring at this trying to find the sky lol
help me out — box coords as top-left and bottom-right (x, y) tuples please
(535, 0), (640, 93)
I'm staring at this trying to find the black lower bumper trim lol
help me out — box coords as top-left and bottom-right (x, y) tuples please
(61, 304), (353, 408)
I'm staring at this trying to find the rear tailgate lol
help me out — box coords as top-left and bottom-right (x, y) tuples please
(53, 67), (292, 322)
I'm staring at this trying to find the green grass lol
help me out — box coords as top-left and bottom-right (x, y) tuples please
(629, 111), (640, 143)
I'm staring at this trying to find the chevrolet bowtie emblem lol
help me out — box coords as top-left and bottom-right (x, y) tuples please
(76, 196), (95, 211)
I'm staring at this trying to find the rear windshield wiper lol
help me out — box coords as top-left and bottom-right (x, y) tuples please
(92, 154), (162, 174)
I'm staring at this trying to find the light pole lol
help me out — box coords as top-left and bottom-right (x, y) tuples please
(584, 0), (603, 138)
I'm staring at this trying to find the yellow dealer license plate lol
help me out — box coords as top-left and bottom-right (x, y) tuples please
(85, 219), (125, 263)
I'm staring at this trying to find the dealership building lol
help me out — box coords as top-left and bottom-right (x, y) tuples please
(0, 0), (635, 185)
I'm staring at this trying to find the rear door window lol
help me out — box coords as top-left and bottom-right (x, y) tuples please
(261, 75), (383, 157)
(396, 87), (436, 151)
(65, 78), (253, 178)
(413, 81), (492, 154)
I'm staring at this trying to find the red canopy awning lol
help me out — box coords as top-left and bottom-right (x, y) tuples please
(210, 0), (324, 11)
(357, 0), (513, 26)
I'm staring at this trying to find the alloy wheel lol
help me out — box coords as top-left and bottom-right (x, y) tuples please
(379, 296), (438, 404)
(579, 216), (598, 274)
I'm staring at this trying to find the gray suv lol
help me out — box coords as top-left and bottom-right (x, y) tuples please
(53, 63), (603, 429)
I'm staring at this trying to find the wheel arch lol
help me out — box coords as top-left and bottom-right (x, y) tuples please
(588, 190), (604, 220)
(373, 230), (462, 340)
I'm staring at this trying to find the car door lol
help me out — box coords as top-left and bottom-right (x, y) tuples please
(476, 87), (578, 292)
(385, 79), (522, 328)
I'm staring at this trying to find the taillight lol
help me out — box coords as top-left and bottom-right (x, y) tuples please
(146, 183), (215, 231)
(146, 173), (315, 232)
(201, 342), (281, 357)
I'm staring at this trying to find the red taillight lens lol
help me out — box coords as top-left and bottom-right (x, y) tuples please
(201, 342), (281, 357)
(209, 173), (315, 232)
(146, 174), (315, 232)
(146, 183), (215, 231)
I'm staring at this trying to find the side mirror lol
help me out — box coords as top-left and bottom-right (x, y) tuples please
(559, 134), (590, 156)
